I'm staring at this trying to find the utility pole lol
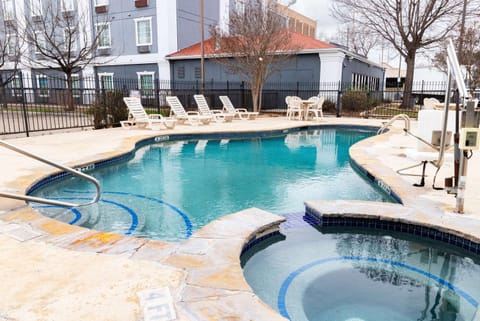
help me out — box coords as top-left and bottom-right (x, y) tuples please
(200, 0), (205, 93)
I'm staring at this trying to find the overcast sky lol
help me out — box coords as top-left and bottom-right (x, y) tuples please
(288, 0), (402, 65)
(289, 0), (340, 41)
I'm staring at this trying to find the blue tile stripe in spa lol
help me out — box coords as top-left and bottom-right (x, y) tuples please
(276, 256), (479, 320)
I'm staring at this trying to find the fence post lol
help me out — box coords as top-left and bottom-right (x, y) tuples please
(336, 81), (342, 118)
(155, 79), (161, 113)
(19, 72), (30, 137)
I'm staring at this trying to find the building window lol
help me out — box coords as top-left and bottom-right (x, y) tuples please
(177, 66), (185, 79)
(34, 31), (46, 55)
(96, 23), (111, 48)
(99, 73), (114, 90)
(194, 67), (201, 79)
(69, 74), (81, 97)
(137, 72), (155, 98)
(31, 0), (42, 17)
(235, 0), (245, 14)
(60, 0), (74, 12)
(94, 0), (108, 6)
(7, 34), (16, 56)
(2, 0), (14, 20)
(36, 75), (49, 97)
(11, 75), (22, 97)
(135, 17), (152, 46)
(64, 27), (78, 52)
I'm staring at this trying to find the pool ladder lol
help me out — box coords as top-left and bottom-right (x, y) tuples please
(377, 114), (411, 135)
(0, 140), (101, 208)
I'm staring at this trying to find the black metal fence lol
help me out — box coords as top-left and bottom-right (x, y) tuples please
(0, 75), (457, 137)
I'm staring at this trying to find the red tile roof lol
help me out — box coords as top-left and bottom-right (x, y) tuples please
(166, 31), (337, 59)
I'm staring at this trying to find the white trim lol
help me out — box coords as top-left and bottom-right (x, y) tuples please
(68, 74), (81, 97)
(95, 22), (111, 49)
(30, 0), (42, 17)
(134, 17), (153, 46)
(98, 72), (114, 89)
(11, 75), (22, 97)
(137, 71), (155, 98)
(94, 0), (108, 6)
(34, 31), (45, 55)
(6, 33), (16, 56)
(2, 0), (14, 20)
(60, 0), (74, 12)
(36, 74), (49, 97)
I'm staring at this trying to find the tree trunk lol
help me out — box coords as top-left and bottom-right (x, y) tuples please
(65, 73), (75, 111)
(401, 49), (416, 108)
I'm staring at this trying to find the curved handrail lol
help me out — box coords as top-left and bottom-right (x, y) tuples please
(0, 140), (101, 208)
(377, 114), (411, 135)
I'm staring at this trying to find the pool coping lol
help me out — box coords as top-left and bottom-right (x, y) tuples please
(1, 118), (480, 320)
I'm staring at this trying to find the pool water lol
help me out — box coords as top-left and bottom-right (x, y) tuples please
(31, 128), (393, 242)
(241, 215), (480, 321)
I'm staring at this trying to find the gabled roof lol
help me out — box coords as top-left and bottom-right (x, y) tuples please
(166, 31), (337, 60)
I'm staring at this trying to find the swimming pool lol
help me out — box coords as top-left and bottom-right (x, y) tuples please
(30, 127), (394, 242)
(241, 213), (480, 321)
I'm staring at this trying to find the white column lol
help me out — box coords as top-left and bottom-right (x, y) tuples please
(319, 51), (345, 103)
(218, 0), (230, 33)
(156, 1), (178, 81)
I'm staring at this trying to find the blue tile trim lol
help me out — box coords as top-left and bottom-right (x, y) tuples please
(241, 230), (282, 256)
(304, 207), (480, 255)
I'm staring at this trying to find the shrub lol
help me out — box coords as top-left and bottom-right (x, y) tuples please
(341, 90), (370, 112)
(322, 99), (336, 113)
(89, 90), (129, 129)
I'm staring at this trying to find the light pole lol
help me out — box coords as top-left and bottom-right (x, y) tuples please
(200, 0), (205, 93)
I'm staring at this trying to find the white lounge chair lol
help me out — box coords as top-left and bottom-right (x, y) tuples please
(423, 97), (441, 110)
(286, 96), (303, 120)
(219, 95), (259, 120)
(121, 97), (176, 130)
(193, 94), (234, 122)
(166, 96), (212, 126)
(305, 96), (324, 120)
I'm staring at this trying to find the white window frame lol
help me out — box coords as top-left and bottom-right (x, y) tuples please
(94, 0), (108, 6)
(235, 0), (245, 14)
(60, 0), (74, 12)
(96, 22), (111, 49)
(36, 74), (49, 97)
(2, 0), (14, 20)
(137, 71), (155, 98)
(34, 31), (45, 55)
(64, 27), (78, 52)
(6, 33), (16, 56)
(68, 74), (81, 97)
(11, 75), (22, 97)
(31, 0), (42, 17)
(134, 17), (152, 46)
(98, 72), (114, 90)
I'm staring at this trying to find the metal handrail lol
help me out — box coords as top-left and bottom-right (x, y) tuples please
(0, 140), (101, 208)
(377, 114), (411, 135)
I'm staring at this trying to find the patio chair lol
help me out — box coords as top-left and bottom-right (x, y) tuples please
(166, 96), (212, 126)
(121, 97), (176, 130)
(423, 97), (441, 110)
(193, 94), (234, 123)
(219, 95), (259, 120)
(285, 96), (303, 120)
(305, 96), (325, 120)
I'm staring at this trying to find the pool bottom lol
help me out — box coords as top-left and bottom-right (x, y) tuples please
(241, 216), (479, 321)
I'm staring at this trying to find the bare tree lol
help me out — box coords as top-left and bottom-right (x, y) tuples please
(0, 5), (23, 107)
(21, 0), (110, 110)
(332, 0), (466, 108)
(333, 23), (380, 57)
(210, 0), (298, 112)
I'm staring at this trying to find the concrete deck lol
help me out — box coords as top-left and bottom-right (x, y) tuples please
(0, 117), (479, 321)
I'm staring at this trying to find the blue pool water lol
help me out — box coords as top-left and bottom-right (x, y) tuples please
(31, 128), (393, 242)
(241, 215), (480, 321)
